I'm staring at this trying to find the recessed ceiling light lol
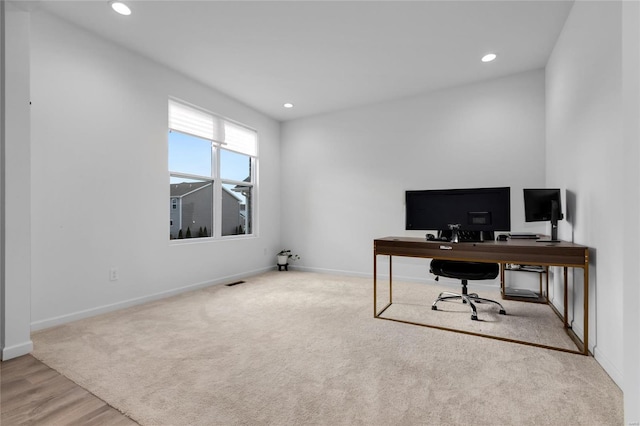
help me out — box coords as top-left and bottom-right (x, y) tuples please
(482, 53), (497, 63)
(110, 1), (131, 16)
(283, 103), (294, 109)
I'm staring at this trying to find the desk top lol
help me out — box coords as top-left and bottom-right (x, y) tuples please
(374, 236), (588, 267)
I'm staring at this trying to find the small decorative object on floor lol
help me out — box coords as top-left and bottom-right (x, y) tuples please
(277, 249), (300, 271)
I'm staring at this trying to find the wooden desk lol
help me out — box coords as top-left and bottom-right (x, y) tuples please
(373, 236), (589, 355)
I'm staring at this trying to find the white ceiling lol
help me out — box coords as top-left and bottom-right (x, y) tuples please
(30, 0), (574, 121)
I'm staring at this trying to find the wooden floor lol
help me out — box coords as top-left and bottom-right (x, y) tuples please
(1, 354), (138, 425)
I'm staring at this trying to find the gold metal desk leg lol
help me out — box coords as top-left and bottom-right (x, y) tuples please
(545, 266), (549, 302)
(389, 255), (393, 304)
(373, 250), (377, 317)
(563, 266), (569, 329)
(373, 252), (393, 318)
(583, 254), (589, 355)
(539, 272), (542, 298)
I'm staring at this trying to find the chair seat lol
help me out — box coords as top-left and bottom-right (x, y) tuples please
(430, 259), (499, 281)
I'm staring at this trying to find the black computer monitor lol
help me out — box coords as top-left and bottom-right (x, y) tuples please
(405, 187), (511, 240)
(523, 188), (564, 242)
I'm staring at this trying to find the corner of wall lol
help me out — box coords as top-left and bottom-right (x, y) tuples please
(1, 4), (32, 360)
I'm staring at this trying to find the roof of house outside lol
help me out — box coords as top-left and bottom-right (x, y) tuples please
(170, 181), (244, 204)
(170, 182), (211, 198)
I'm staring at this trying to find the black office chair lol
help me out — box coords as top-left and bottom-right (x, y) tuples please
(430, 259), (506, 320)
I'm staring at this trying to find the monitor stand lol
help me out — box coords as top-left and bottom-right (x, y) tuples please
(537, 200), (562, 243)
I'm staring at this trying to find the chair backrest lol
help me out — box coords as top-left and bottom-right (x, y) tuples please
(430, 259), (499, 281)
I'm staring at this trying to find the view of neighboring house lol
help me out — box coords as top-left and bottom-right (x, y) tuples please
(221, 186), (247, 236)
(170, 182), (246, 239)
(170, 181), (212, 239)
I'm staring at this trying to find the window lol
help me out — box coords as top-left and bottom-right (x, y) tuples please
(168, 99), (257, 240)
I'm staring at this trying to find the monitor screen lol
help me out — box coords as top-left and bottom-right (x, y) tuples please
(523, 189), (563, 222)
(405, 187), (511, 232)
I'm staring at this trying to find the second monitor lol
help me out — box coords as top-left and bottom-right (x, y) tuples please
(523, 188), (564, 242)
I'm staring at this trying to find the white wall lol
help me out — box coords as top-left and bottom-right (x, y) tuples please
(281, 69), (546, 281)
(546, 0), (624, 386)
(27, 11), (281, 329)
(1, 3), (33, 360)
(622, 0), (640, 422)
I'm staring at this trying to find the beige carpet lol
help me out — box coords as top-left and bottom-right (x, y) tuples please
(376, 280), (578, 352)
(32, 271), (622, 425)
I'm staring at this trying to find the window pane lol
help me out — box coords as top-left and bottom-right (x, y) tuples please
(221, 183), (252, 236)
(220, 149), (251, 182)
(170, 176), (213, 239)
(168, 131), (212, 177)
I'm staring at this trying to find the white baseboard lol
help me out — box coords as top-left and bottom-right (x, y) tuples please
(593, 346), (623, 390)
(294, 265), (371, 279)
(2, 340), (34, 361)
(30, 266), (274, 332)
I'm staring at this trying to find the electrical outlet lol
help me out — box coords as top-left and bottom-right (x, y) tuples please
(109, 266), (119, 281)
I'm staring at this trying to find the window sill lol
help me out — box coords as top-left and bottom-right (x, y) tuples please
(169, 234), (256, 245)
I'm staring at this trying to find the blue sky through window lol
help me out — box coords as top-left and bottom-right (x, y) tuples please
(169, 131), (251, 182)
(220, 149), (251, 182)
(169, 131), (211, 176)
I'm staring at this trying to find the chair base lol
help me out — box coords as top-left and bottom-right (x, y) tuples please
(432, 291), (506, 321)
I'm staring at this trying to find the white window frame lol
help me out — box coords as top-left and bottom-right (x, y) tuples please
(169, 98), (257, 240)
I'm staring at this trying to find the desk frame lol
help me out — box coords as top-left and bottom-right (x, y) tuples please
(373, 237), (590, 355)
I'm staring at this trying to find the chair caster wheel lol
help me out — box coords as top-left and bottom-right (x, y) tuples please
(432, 305), (438, 311)
(471, 315), (479, 321)
(499, 310), (506, 315)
